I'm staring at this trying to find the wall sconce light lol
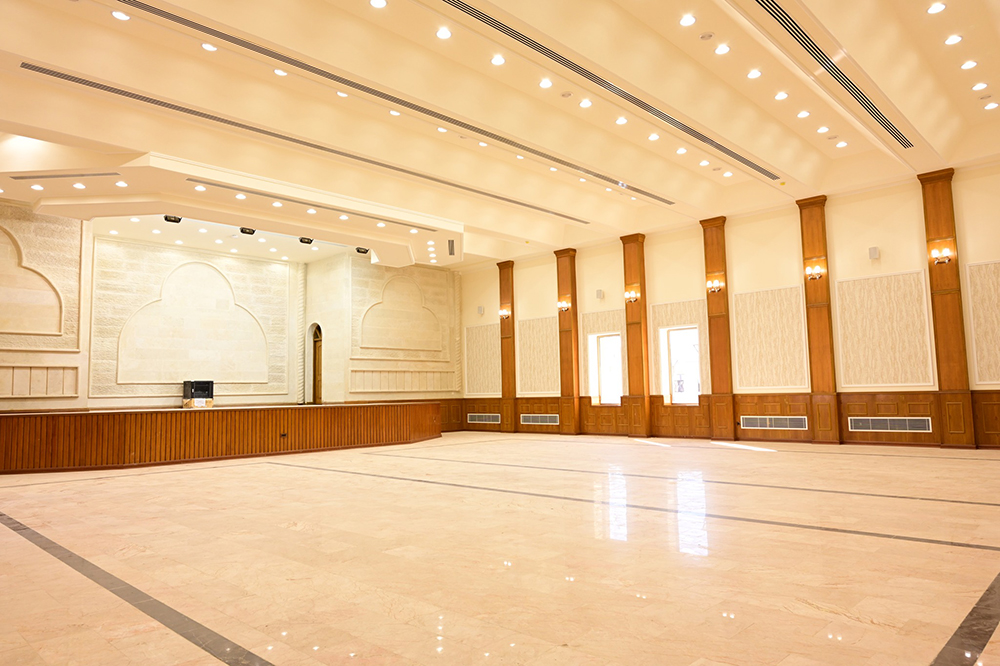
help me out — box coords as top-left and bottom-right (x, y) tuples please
(805, 265), (824, 280)
(707, 279), (723, 293)
(498, 308), (511, 319)
(624, 290), (640, 303)
(557, 300), (571, 312)
(931, 248), (952, 265)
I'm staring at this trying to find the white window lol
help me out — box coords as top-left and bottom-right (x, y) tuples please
(659, 326), (701, 405)
(588, 333), (623, 406)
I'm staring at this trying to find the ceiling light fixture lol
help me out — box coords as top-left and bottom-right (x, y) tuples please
(723, 172), (733, 177)
(747, 69), (761, 79)
(680, 14), (696, 27)
(307, 208), (316, 214)
(198, 228), (207, 233)
(376, 222), (386, 227)
(987, 103), (999, 110)
(797, 110), (810, 118)
(516, 155), (524, 159)
(215, 239), (223, 244)
(715, 44), (730, 55)
(235, 193), (246, 199)
(130, 217), (140, 222)
(115, 181), (128, 187)
(962, 61), (977, 70)
(337, 91), (348, 98)
(540, 78), (553, 88)
(437, 26), (451, 39)
(73, 183), (86, 189)
(836, 141), (848, 148)
(390, 110), (401, 116)
(282, 256), (288, 260)
(152, 229), (161, 234)
(272, 201), (283, 207)
(410, 229), (418, 234)
(112, 10), (130, 20)
(430, 259), (437, 264)
(700, 160), (710, 166)
(973, 83), (988, 91)
(430, 253), (436, 258)
(30, 184), (43, 191)
(579, 98), (592, 108)
(202, 43), (217, 51)
(427, 240), (435, 245)
(258, 237), (267, 243)
(945, 35), (962, 45)
(478, 141), (488, 147)
(175, 240), (183, 245)
(648, 133), (659, 141)
(550, 167), (558, 171)
(274, 68), (288, 76)
(676, 147), (687, 154)
(817, 126), (829, 133)
(437, 127), (448, 133)
(339, 214), (349, 220)
(370, 0), (387, 7)
(491, 54), (505, 66)
(775, 91), (788, 100)
(616, 116), (628, 125)
(270, 248), (277, 252)
(194, 185), (206, 191)
(230, 248), (238, 253)
(927, 2), (945, 13)
(579, 178), (586, 182)
(109, 230), (118, 235)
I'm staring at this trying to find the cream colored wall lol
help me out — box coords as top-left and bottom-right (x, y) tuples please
(645, 226), (705, 305)
(460, 265), (500, 397)
(513, 255), (559, 396)
(460, 265), (499, 329)
(305, 252), (350, 403)
(576, 242), (624, 313)
(954, 164), (1000, 390)
(826, 181), (937, 392)
(513, 256), (557, 320)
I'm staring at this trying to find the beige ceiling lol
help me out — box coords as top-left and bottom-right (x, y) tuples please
(0, 0), (997, 268)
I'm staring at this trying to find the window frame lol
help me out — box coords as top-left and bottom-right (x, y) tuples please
(592, 332), (623, 406)
(659, 325), (701, 406)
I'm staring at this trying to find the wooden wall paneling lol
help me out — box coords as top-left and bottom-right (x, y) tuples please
(839, 393), (941, 446)
(650, 395), (712, 439)
(918, 169), (975, 447)
(437, 399), (465, 432)
(498, 260), (517, 433)
(554, 249), (581, 435)
(580, 398), (629, 435)
(515, 397), (562, 433)
(463, 397), (503, 432)
(972, 392), (1000, 448)
(700, 217), (735, 440)
(621, 234), (652, 436)
(734, 394), (813, 442)
(797, 195), (841, 444)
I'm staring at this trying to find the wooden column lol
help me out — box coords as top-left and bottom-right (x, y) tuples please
(554, 249), (581, 435)
(919, 168), (975, 448)
(621, 234), (651, 437)
(797, 196), (841, 444)
(497, 260), (517, 432)
(700, 217), (736, 440)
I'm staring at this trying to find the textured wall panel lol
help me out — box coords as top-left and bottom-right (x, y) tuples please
(969, 261), (1000, 384)
(91, 239), (293, 397)
(0, 204), (81, 350)
(579, 310), (627, 397)
(0, 366), (78, 398)
(732, 287), (809, 391)
(836, 271), (934, 388)
(648, 299), (711, 396)
(465, 324), (501, 395)
(517, 317), (559, 395)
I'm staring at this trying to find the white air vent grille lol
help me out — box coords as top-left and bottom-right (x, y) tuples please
(467, 413), (501, 424)
(740, 416), (808, 430)
(848, 417), (931, 433)
(520, 414), (559, 425)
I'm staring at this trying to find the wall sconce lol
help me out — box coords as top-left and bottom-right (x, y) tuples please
(805, 265), (824, 280)
(706, 279), (723, 293)
(498, 308), (511, 319)
(557, 300), (571, 312)
(931, 248), (952, 265)
(624, 290), (640, 303)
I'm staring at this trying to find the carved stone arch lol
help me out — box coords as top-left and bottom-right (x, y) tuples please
(0, 225), (63, 335)
(360, 276), (442, 351)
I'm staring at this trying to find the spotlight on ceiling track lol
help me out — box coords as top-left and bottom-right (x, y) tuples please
(356, 247), (370, 255)
(299, 237), (314, 245)
(240, 227), (256, 235)
(164, 215), (182, 224)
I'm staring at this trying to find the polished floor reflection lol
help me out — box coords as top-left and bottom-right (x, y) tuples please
(2, 432), (1000, 665)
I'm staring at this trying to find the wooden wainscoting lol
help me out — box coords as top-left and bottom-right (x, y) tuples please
(438, 399), (465, 432)
(650, 395), (712, 439)
(0, 402), (440, 474)
(463, 398), (503, 432)
(838, 392), (941, 446)
(515, 397), (561, 433)
(973, 392), (1000, 449)
(580, 398), (629, 435)
(735, 394), (813, 443)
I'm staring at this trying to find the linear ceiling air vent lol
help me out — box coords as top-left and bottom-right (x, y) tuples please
(441, 0), (780, 180)
(740, 415), (808, 430)
(10, 172), (121, 180)
(848, 417), (931, 433)
(114, 0), (675, 206)
(20, 62), (591, 226)
(468, 413), (501, 424)
(754, 0), (913, 149)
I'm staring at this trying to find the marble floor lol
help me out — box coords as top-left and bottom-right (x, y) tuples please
(2, 432), (1000, 665)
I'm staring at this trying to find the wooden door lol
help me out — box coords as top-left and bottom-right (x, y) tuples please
(312, 326), (323, 404)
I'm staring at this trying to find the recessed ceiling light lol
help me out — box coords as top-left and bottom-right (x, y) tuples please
(215, 239), (223, 244)
(550, 167), (558, 171)
(31, 184), (43, 191)
(973, 83), (988, 91)
(115, 181), (128, 188)
(516, 155), (524, 159)
(281, 256), (288, 260)
(130, 217), (140, 222)
(199, 228), (207, 233)
(152, 229), (161, 234)
(715, 44), (730, 55)
(676, 147), (687, 154)
(339, 214), (349, 220)
(230, 248), (238, 253)
(817, 126), (829, 133)
(648, 133), (659, 141)
(987, 103), (999, 110)
(202, 43), (217, 52)
(579, 177), (586, 182)
(235, 193), (246, 200)
(370, 0), (387, 7)
(962, 61), (977, 70)
(945, 35), (962, 45)
(680, 14), (696, 27)
(311, 246), (319, 251)
(430, 253), (437, 258)
(927, 2), (945, 13)
(437, 127), (448, 133)
(307, 208), (316, 214)
(491, 54), (505, 66)
(797, 110), (810, 118)
(430, 259), (437, 264)
(775, 91), (788, 100)
(274, 68), (288, 76)
(437, 26), (451, 39)
(194, 185), (206, 191)
(747, 69), (761, 79)
(175, 240), (183, 245)
(337, 91), (348, 98)
(270, 247), (277, 252)
(540, 78), (553, 89)
(479, 141), (488, 147)
(258, 237), (267, 243)
(616, 116), (628, 125)
(723, 172), (733, 177)
(73, 183), (86, 189)
(579, 98), (592, 108)
(836, 141), (848, 148)
(389, 110), (401, 116)
(428, 240), (435, 245)
(605, 187), (612, 192)
(109, 230), (118, 235)
(376, 222), (386, 227)
(700, 160), (710, 166)
(272, 201), (283, 207)
(112, 10), (130, 20)
(410, 229), (418, 234)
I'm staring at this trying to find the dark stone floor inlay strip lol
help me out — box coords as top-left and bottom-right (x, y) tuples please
(930, 571), (1000, 665)
(0, 512), (274, 666)
(269, 462), (1000, 553)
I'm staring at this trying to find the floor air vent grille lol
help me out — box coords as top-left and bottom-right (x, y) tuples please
(740, 415), (808, 430)
(520, 414), (559, 425)
(468, 413), (501, 424)
(848, 417), (931, 433)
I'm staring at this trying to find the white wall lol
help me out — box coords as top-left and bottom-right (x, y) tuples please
(306, 252), (350, 403)
(577, 242), (624, 313)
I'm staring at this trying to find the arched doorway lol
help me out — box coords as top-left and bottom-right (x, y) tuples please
(312, 325), (323, 404)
